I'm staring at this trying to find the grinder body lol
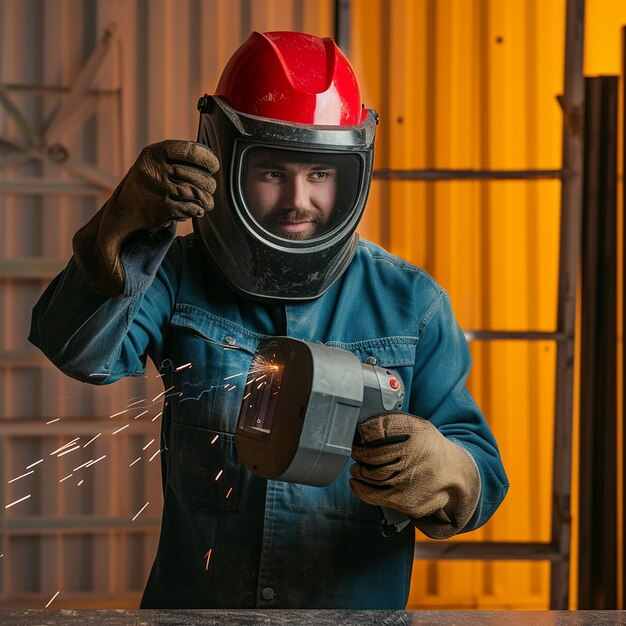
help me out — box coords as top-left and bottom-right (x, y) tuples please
(235, 336), (411, 535)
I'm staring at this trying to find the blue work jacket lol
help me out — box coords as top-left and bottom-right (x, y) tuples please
(29, 234), (508, 609)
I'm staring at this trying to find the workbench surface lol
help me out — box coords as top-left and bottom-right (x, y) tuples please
(1, 610), (625, 625)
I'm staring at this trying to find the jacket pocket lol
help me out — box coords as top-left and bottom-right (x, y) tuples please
(168, 305), (265, 433)
(168, 420), (245, 510)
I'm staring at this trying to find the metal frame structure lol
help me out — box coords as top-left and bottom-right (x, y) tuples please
(577, 74), (619, 609)
(623, 26), (626, 610)
(0, 24), (162, 607)
(336, 0), (586, 610)
(0, 25), (120, 289)
(0, 25), (120, 195)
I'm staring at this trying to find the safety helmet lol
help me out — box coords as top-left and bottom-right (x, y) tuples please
(193, 31), (378, 302)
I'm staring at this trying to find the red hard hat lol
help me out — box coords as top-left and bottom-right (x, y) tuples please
(215, 31), (366, 125)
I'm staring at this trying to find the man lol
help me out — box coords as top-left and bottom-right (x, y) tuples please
(29, 31), (508, 609)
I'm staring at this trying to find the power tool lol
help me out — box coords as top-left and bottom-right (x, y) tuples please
(235, 336), (411, 535)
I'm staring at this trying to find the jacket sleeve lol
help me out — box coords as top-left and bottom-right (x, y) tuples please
(409, 289), (509, 533)
(28, 240), (181, 385)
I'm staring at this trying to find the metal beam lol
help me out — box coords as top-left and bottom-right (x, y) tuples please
(0, 258), (66, 279)
(550, 0), (586, 610)
(0, 85), (39, 148)
(464, 330), (569, 342)
(2, 517), (160, 533)
(578, 75), (619, 610)
(0, 350), (48, 367)
(414, 541), (562, 561)
(2, 83), (120, 96)
(0, 179), (108, 195)
(622, 25), (626, 611)
(0, 419), (160, 437)
(373, 168), (564, 181)
(334, 0), (351, 55)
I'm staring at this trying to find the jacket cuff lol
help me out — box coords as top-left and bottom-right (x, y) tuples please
(119, 222), (176, 296)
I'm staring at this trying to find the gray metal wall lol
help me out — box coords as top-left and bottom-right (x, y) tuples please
(0, 0), (334, 608)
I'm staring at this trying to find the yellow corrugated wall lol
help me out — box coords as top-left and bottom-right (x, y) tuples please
(350, 0), (626, 610)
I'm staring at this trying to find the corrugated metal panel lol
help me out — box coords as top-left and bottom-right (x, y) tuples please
(584, 0), (626, 75)
(0, 0), (334, 608)
(351, 0), (565, 609)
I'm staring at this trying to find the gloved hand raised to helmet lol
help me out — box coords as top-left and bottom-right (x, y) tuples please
(73, 140), (219, 298)
(350, 413), (481, 539)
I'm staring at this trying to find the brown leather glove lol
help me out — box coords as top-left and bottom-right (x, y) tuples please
(73, 140), (219, 297)
(350, 413), (481, 539)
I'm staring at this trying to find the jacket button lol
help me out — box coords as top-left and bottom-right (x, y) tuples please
(365, 356), (377, 365)
(224, 336), (236, 346)
(261, 587), (275, 601)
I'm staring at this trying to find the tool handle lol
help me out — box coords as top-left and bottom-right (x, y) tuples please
(376, 506), (412, 537)
(358, 364), (411, 536)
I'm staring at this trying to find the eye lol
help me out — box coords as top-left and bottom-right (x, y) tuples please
(311, 171), (332, 181)
(259, 170), (284, 181)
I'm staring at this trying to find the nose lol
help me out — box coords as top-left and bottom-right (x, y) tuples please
(281, 174), (309, 211)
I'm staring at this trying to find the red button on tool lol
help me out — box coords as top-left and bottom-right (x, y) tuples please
(389, 377), (400, 389)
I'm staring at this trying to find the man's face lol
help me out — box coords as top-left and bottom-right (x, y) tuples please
(244, 148), (339, 240)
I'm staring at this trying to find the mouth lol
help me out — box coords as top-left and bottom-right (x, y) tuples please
(272, 221), (319, 240)
(277, 220), (315, 233)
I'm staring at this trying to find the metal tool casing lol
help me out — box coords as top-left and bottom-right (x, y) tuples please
(235, 337), (405, 487)
(236, 337), (364, 486)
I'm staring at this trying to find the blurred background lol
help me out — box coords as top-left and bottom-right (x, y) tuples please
(0, 0), (624, 611)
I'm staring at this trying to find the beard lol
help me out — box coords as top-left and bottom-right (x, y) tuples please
(261, 209), (324, 240)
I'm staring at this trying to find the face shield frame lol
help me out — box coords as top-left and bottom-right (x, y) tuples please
(234, 142), (368, 251)
(193, 96), (378, 302)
